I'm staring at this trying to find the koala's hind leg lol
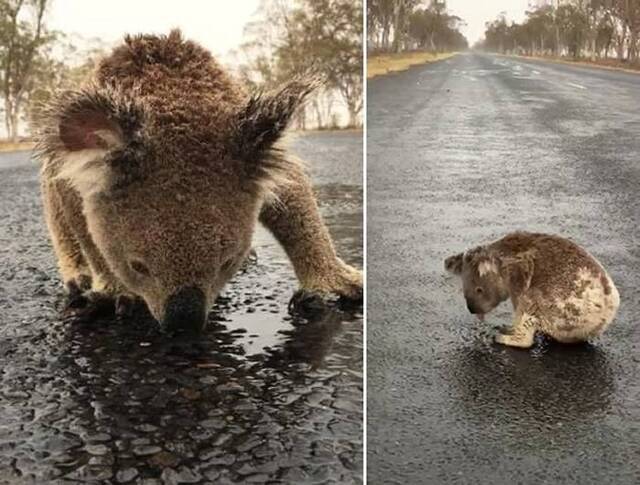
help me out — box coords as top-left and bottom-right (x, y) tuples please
(260, 163), (362, 306)
(494, 309), (538, 349)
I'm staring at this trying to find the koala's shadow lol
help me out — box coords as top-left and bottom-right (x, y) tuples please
(445, 338), (615, 428)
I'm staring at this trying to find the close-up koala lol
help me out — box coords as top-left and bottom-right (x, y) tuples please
(33, 30), (362, 333)
(445, 231), (620, 348)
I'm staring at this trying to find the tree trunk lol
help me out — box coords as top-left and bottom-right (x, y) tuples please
(313, 98), (324, 129)
(382, 23), (390, 51)
(392, 0), (404, 53)
(617, 24), (628, 60)
(629, 29), (638, 62)
(4, 98), (20, 142)
(348, 106), (358, 128)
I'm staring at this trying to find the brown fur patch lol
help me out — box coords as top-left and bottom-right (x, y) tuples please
(489, 231), (607, 302)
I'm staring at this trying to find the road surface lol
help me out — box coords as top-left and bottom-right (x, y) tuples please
(367, 53), (640, 484)
(0, 131), (363, 484)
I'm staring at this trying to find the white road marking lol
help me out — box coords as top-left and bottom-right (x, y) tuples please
(567, 82), (587, 90)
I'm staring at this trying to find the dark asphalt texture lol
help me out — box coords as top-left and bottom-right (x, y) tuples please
(0, 131), (362, 484)
(367, 53), (640, 484)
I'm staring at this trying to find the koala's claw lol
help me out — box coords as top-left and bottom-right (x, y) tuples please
(325, 263), (363, 305)
(288, 290), (331, 318)
(288, 280), (363, 318)
(494, 325), (515, 335)
(64, 277), (92, 309)
(63, 290), (116, 321)
(115, 295), (136, 319)
(343, 284), (363, 302)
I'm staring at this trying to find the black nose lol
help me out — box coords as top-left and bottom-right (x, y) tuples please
(466, 300), (477, 314)
(163, 286), (207, 334)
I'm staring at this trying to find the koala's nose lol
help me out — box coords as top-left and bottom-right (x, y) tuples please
(163, 286), (207, 334)
(466, 300), (477, 314)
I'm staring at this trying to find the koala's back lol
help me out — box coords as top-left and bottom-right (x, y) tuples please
(95, 29), (245, 109)
(494, 232), (619, 338)
(491, 232), (607, 293)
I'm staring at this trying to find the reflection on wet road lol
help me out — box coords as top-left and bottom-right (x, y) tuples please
(0, 130), (362, 484)
(367, 53), (640, 484)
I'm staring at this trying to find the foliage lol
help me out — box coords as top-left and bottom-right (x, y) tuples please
(367, 0), (468, 53)
(235, 0), (363, 129)
(0, 0), (51, 141)
(480, 0), (640, 64)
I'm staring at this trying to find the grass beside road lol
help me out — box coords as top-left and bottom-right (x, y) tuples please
(510, 54), (640, 74)
(367, 51), (458, 78)
(0, 140), (35, 153)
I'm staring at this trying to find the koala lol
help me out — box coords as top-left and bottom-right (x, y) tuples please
(445, 231), (620, 348)
(33, 30), (362, 333)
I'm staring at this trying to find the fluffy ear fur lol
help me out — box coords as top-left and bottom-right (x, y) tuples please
(33, 87), (146, 198)
(233, 77), (318, 162)
(445, 253), (464, 274)
(464, 246), (500, 277)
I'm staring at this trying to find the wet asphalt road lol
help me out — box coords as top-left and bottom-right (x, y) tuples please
(0, 131), (362, 484)
(367, 53), (640, 484)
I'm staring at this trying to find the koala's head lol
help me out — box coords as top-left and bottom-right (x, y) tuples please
(445, 246), (509, 318)
(36, 78), (313, 334)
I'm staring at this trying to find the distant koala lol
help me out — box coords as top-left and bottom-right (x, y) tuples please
(33, 31), (362, 333)
(445, 232), (620, 348)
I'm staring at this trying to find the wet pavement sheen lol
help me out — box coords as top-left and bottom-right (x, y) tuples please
(0, 130), (362, 484)
(367, 53), (640, 484)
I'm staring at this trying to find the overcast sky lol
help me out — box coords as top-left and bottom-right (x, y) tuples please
(48, 1), (533, 57)
(48, 0), (261, 58)
(447, 0), (530, 45)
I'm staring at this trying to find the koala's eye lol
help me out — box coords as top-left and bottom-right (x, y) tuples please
(221, 257), (235, 273)
(130, 260), (151, 277)
(475, 287), (484, 294)
(223, 258), (237, 271)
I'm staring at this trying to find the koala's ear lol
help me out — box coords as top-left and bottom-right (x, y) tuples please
(35, 88), (145, 198)
(445, 253), (464, 274)
(233, 77), (318, 161)
(59, 103), (123, 152)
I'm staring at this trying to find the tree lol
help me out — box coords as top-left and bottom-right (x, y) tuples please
(368, 0), (395, 51)
(480, 0), (640, 64)
(0, 0), (51, 141)
(280, 0), (363, 126)
(368, 0), (468, 53)
(236, 0), (363, 128)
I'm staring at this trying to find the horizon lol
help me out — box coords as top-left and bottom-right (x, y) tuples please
(447, 0), (530, 45)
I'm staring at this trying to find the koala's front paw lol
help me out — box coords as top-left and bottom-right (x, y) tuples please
(323, 261), (363, 303)
(494, 324), (515, 335)
(291, 262), (362, 316)
(288, 289), (330, 318)
(63, 290), (116, 321)
(64, 276), (93, 309)
(115, 294), (138, 319)
(494, 330), (535, 349)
